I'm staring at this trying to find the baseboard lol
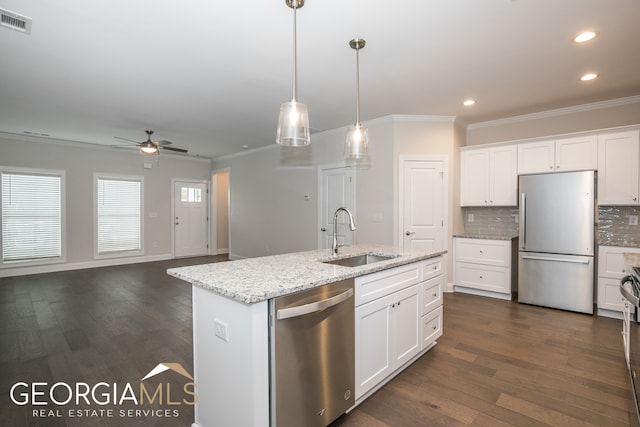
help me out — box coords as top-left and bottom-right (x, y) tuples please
(0, 253), (174, 278)
(454, 285), (512, 301)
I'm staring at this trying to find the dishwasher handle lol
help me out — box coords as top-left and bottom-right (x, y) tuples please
(277, 288), (353, 320)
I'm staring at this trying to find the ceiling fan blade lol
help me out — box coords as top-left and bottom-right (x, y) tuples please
(114, 136), (142, 144)
(156, 139), (173, 146)
(160, 146), (188, 153)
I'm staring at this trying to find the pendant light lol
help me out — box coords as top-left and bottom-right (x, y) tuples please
(276, 0), (310, 147)
(345, 38), (369, 161)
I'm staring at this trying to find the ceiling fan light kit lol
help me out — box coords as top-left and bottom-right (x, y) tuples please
(276, 0), (311, 147)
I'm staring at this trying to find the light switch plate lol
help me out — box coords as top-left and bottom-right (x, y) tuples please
(630, 215), (638, 226)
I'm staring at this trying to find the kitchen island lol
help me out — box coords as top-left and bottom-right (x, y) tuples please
(168, 244), (446, 427)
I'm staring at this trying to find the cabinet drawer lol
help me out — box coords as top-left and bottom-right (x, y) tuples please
(455, 262), (510, 294)
(455, 238), (510, 267)
(422, 256), (443, 281)
(422, 275), (443, 315)
(355, 262), (422, 306)
(421, 305), (443, 350)
(598, 246), (640, 279)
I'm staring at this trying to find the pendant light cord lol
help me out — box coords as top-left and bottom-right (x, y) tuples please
(355, 45), (360, 125)
(291, 2), (298, 102)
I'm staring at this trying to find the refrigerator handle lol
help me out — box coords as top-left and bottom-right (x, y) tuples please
(520, 192), (526, 250)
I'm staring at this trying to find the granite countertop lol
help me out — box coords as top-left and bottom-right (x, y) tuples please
(624, 253), (640, 270)
(453, 234), (518, 241)
(167, 244), (446, 304)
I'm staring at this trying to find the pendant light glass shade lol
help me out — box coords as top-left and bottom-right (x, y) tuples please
(276, 0), (310, 147)
(345, 38), (368, 161)
(277, 100), (310, 146)
(344, 123), (368, 160)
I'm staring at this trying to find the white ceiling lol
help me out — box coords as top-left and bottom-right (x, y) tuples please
(1, 0), (639, 159)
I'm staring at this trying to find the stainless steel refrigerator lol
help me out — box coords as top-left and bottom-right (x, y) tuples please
(518, 171), (595, 314)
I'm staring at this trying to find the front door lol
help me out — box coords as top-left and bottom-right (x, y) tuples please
(174, 181), (208, 257)
(318, 166), (355, 250)
(400, 159), (445, 251)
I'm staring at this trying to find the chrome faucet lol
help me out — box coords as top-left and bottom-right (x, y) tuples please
(332, 207), (356, 255)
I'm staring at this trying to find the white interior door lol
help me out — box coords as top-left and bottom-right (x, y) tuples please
(174, 181), (208, 257)
(401, 159), (444, 251)
(318, 166), (355, 250)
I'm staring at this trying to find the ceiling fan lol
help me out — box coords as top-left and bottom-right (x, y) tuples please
(114, 130), (188, 155)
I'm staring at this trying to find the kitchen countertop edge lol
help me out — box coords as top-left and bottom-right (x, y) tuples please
(168, 245), (446, 304)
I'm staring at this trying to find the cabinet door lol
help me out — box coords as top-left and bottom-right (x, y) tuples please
(555, 135), (597, 171)
(517, 140), (555, 174)
(391, 284), (421, 368)
(598, 277), (627, 312)
(355, 295), (392, 399)
(598, 130), (640, 205)
(489, 145), (517, 205)
(460, 149), (490, 206)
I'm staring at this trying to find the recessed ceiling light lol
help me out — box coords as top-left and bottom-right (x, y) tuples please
(580, 73), (599, 81)
(573, 31), (597, 43)
(463, 99), (476, 107)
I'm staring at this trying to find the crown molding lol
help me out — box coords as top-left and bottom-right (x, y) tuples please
(468, 95), (640, 130)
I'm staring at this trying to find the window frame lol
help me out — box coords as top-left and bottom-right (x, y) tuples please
(0, 166), (67, 268)
(93, 173), (144, 259)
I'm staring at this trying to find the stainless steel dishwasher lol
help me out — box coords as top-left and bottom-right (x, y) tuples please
(270, 278), (355, 427)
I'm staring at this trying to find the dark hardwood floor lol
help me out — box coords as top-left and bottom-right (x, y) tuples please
(1, 259), (630, 426)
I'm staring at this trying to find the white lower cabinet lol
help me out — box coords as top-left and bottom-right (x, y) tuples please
(354, 256), (444, 401)
(453, 237), (515, 300)
(597, 246), (640, 318)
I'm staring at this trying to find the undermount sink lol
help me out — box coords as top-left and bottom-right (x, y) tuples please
(322, 253), (398, 267)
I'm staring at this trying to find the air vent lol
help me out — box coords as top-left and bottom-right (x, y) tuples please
(1, 8), (32, 34)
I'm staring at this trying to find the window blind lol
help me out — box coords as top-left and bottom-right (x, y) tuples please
(97, 177), (141, 254)
(1, 172), (62, 262)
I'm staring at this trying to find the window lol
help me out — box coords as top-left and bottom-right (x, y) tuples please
(96, 175), (143, 256)
(180, 186), (202, 203)
(1, 168), (65, 265)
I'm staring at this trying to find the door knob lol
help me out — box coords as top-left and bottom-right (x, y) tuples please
(405, 231), (415, 236)
(321, 227), (327, 232)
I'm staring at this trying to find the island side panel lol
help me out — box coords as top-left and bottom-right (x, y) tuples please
(192, 285), (269, 427)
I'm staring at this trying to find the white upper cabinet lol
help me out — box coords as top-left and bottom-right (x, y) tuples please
(460, 144), (517, 206)
(598, 130), (640, 205)
(555, 135), (598, 171)
(518, 135), (597, 174)
(517, 139), (555, 173)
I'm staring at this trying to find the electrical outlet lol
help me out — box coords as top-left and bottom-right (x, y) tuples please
(630, 215), (639, 226)
(214, 319), (229, 342)
(467, 214), (474, 222)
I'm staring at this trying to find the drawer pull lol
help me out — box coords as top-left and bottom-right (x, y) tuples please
(479, 250), (483, 254)
(432, 292), (437, 297)
(479, 275), (483, 279)
(432, 325), (437, 330)
(433, 265), (437, 270)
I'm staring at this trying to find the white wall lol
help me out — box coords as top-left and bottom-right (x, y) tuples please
(0, 133), (211, 276)
(466, 96), (640, 146)
(211, 117), (397, 259)
(211, 115), (463, 261)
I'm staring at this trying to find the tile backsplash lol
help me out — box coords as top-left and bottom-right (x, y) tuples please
(598, 206), (640, 247)
(462, 207), (519, 237)
(461, 206), (640, 247)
